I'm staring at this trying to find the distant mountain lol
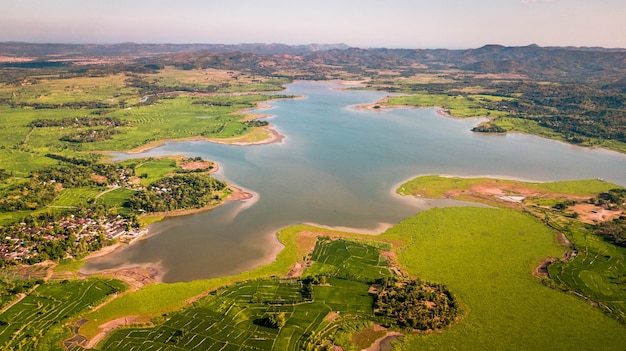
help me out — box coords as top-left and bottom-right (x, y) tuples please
(1, 42), (625, 84)
(303, 44), (626, 83)
(0, 42), (350, 58)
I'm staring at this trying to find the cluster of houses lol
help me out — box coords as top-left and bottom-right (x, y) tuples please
(0, 214), (144, 262)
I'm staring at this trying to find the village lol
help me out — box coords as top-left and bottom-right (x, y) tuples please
(0, 213), (144, 263)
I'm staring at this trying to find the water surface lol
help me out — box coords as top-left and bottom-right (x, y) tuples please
(81, 81), (626, 282)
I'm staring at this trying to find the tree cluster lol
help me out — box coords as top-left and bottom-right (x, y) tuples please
(128, 173), (227, 212)
(256, 312), (286, 329)
(374, 277), (460, 331)
(472, 123), (506, 133)
(246, 120), (269, 127)
(593, 188), (626, 247)
(596, 218), (626, 247)
(33, 163), (134, 188)
(29, 116), (128, 128)
(60, 128), (119, 143)
(0, 180), (59, 211)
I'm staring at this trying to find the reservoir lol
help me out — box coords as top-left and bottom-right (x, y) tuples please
(80, 81), (626, 283)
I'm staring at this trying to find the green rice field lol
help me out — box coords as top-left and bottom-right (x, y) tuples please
(0, 278), (127, 350)
(97, 238), (394, 350)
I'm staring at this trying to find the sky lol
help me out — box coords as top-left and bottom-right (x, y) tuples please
(1, 0), (625, 49)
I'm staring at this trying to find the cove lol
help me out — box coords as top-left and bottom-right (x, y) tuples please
(80, 81), (626, 283)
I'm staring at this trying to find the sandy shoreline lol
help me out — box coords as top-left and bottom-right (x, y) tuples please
(121, 125), (284, 155)
(301, 222), (394, 235)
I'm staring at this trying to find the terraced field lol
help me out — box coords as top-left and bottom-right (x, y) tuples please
(0, 279), (127, 350)
(97, 239), (396, 351)
(548, 225), (626, 323)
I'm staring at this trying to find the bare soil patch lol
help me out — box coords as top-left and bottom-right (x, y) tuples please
(324, 311), (340, 322)
(570, 203), (623, 224)
(90, 174), (107, 184)
(180, 160), (213, 171)
(533, 257), (557, 279)
(103, 266), (161, 289)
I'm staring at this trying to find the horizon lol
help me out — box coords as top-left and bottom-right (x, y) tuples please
(2, 0), (625, 49)
(2, 41), (625, 52)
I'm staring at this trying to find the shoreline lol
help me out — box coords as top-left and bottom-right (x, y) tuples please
(356, 95), (626, 156)
(355, 97), (483, 121)
(113, 95), (294, 155)
(138, 184), (253, 219)
(120, 125), (285, 155)
(79, 184), (255, 280)
(301, 221), (394, 235)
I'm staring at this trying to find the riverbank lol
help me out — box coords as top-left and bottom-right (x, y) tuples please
(355, 96), (473, 121)
(78, 184), (254, 283)
(138, 184), (253, 219)
(121, 125), (284, 154)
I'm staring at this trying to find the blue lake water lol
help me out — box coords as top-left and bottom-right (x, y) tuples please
(80, 81), (626, 283)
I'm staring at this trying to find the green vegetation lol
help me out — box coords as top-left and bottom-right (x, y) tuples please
(374, 278), (459, 330)
(129, 173), (229, 212)
(397, 175), (619, 198)
(399, 175), (626, 324)
(132, 158), (178, 186)
(97, 237), (458, 351)
(0, 64), (291, 236)
(397, 175), (486, 198)
(305, 236), (393, 281)
(373, 79), (626, 153)
(383, 94), (509, 118)
(380, 206), (626, 350)
(0, 43), (625, 350)
(0, 278), (42, 309)
(0, 278), (127, 350)
(0, 63), (269, 265)
(0, 155), (229, 265)
(79, 225), (311, 339)
(548, 224), (626, 323)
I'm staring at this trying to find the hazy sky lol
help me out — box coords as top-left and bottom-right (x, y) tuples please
(1, 0), (625, 49)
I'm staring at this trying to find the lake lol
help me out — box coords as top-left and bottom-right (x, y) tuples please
(80, 81), (626, 283)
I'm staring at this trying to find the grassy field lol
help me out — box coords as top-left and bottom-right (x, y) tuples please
(0, 68), (287, 178)
(87, 200), (626, 350)
(132, 158), (179, 185)
(380, 206), (626, 350)
(0, 278), (127, 350)
(382, 94), (510, 118)
(0, 67), (289, 227)
(398, 175), (626, 324)
(51, 187), (106, 207)
(139, 66), (286, 93)
(397, 175), (620, 198)
(0, 74), (138, 105)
